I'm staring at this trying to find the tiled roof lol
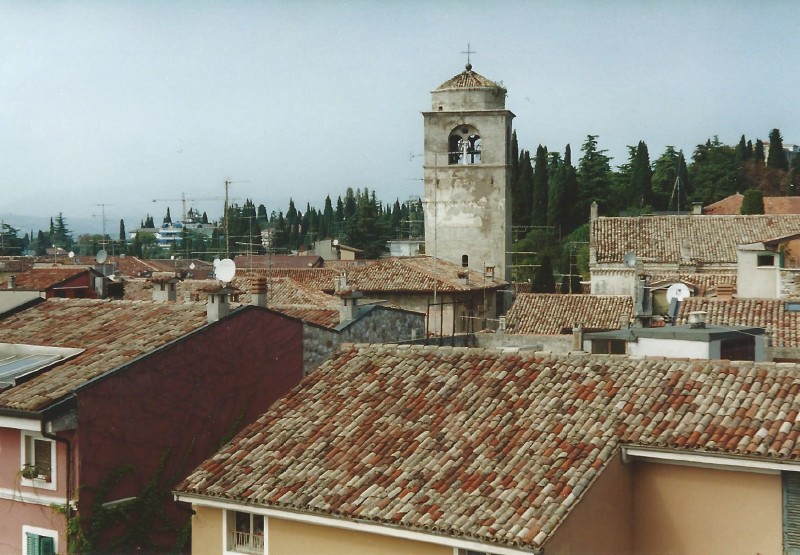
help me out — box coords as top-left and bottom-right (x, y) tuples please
(274, 307), (340, 328)
(592, 214), (800, 265)
(677, 297), (800, 347)
(234, 255), (325, 269)
(345, 257), (506, 293)
(505, 294), (633, 335)
(247, 258), (505, 294)
(646, 272), (737, 295)
(436, 67), (501, 90)
(704, 193), (800, 215)
(105, 256), (214, 278)
(178, 344), (800, 551)
(11, 267), (90, 290)
(0, 298), (209, 412)
(0, 258), (34, 273)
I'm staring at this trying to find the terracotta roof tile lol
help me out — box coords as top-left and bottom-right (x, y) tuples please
(0, 298), (209, 411)
(704, 194), (800, 216)
(592, 214), (800, 265)
(11, 267), (90, 290)
(677, 297), (800, 347)
(178, 346), (800, 551)
(505, 294), (633, 335)
(436, 68), (502, 91)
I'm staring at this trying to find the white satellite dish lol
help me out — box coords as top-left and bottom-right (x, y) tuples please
(666, 283), (691, 303)
(68, 251), (75, 259)
(623, 251), (637, 268)
(96, 249), (108, 264)
(189, 262), (196, 270)
(215, 258), (236, 283)
(213, 258), (221, 268)
(332, 239), (339, 246)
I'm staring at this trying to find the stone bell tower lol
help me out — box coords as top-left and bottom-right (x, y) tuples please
(422, 63), (514, 282)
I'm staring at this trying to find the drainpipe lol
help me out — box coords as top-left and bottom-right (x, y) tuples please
(40, 416), (74, 529)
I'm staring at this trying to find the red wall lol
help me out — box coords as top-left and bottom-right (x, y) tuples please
(71, 306), (304, 550)
(46, 272), (97, 299)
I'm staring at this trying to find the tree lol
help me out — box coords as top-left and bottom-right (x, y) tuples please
(628, 140), (653, 209)
(119, 219), (126, 241)
(532, 255), (556, 293)
(740, 189), (765, 214)
(0, 222), (24, 255)
(531, 145), (549, 227)
(767, 128), (789, 170)
(577, 135), (613, 217)
(52, 213), (73, 249)
(164, 207), (172, 225)
(688, 137), (738, 204)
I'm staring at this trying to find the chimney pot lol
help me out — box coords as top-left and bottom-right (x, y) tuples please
(7, 275), (16, 289)
(251, 276), (267, 307)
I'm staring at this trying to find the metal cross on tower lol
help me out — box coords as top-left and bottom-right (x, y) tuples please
(461, 43), (475, 66)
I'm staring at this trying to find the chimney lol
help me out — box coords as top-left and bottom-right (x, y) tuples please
(338, 289), (363, 324)
(251, 276), (267, 307)
(688, 311), (707, 329)
(184, 291), (194, 303)
(692, 202), (703, 215)
(590, 201), (598, 222)
(498, 316), (506, 333)
(334, 271), (348, 292)
(150, 277), (178, 303)
(572, 324), (584, 351)
(7, 275), (16, 289)
(206, 287), (232, 323)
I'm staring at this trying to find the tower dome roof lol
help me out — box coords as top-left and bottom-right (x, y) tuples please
(435, 65), (503, 91)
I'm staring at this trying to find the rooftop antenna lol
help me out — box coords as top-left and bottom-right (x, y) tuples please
(224, 179), (251, 257)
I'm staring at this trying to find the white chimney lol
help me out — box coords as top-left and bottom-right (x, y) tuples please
(7, 275), (16, 289)
(206, 287), (232, 323)
(150, 277), (178, 303)
(688, 311), (707, 329)
(572, 324), (584, 350)
(338, 290), (363, 324)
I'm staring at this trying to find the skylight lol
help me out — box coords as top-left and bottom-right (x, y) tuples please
(0, 343), (83, 391)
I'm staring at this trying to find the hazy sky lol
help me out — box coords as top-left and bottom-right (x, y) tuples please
(2, 1), (799, 234)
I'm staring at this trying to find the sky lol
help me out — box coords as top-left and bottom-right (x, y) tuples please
(1, 1), (799, 235)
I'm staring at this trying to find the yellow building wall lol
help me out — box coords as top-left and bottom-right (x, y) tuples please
(190, 505), (455, 555)
(633, 462), (783, 555)
(544, 454), (634, 554)
(269, 517), (453, 555)
(190, 505), (223, 555)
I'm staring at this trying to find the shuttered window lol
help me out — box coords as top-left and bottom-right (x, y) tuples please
(25, 533), (54, 555)
(784, 472), (800, 554)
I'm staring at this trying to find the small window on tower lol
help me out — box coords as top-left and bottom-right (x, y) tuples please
(462, 254), (469, 267)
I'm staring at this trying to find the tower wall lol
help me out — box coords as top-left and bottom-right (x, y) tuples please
(422, 73), (514, 282)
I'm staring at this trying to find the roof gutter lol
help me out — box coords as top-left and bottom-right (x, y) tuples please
(174, 492), (541, 555)
(622, 446), (800, 475)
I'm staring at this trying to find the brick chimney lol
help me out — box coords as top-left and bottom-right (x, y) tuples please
(251, 276), (267, 307)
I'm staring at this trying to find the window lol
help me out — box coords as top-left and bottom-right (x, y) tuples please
(22, 526), (57, 555)
(757, 254), (776, 267)
(227, 511), (265, 554)
(21, 433), (55, 487)
(448, 125), (481, 165)
(784, 472), (800, 554)
(591, 339), (626, 355)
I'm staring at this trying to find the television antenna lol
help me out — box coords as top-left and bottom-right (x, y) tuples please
(223, 180), (251, 256)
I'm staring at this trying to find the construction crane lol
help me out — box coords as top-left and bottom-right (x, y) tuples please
(151, 193), (225, 222)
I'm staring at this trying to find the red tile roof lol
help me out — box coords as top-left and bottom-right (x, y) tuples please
(248, 257), (505, 294)
(505, 294), (633, 335)
(11, 267), (91, 290)
(178, 344), (800, 551)
(436, 68), (501, 90)
(592, 214), (800, 265)
(0, 299), (209, 411)
(234, 255), (325, 269)
(677, 297), (800, 347)
(704, 193), (800, 215)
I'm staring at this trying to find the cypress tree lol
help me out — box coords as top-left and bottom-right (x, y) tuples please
(754, 140), (765, 165)
(531, 145), (549, 227)
(629, 140), (653, 209)
(741, 189), (765, 214)
(532, 255), (556, 293)
(767, 128), (789, 170)
(119, 219), (126, 241)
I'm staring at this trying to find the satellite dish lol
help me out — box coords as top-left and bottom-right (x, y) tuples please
(666, 283), (691, 303)
(170, 255), (175, 260)
(332, 239), (339, 246)
(215, 258), (236, 283)
(68, 251), (75, 259)
(623, 251), (637, 268)
(189, 262), (196, 270)
(213, 258), (221, 268)
(96, 249), (108, 264)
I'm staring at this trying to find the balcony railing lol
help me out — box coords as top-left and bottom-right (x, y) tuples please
(228, 531), (264, 554)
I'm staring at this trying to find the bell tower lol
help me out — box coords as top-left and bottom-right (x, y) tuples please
(422, 63), (514, 282)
